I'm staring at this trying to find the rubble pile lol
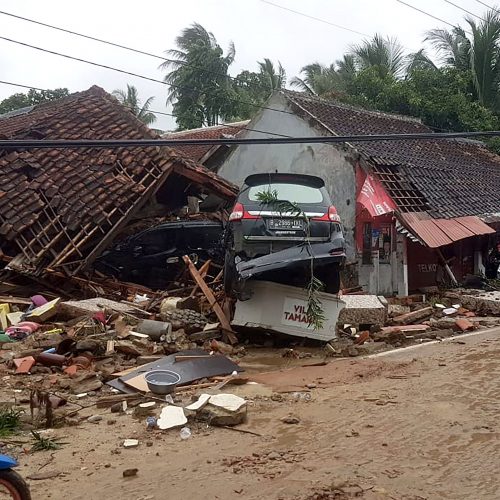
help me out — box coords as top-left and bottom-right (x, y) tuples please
(0, 255), (256, 440)
(327, 290), (500, 357)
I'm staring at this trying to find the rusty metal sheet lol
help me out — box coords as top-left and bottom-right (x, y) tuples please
(399, 213), (495, 248)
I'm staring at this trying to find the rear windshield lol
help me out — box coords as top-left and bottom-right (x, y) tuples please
(248, 183), (324, 204)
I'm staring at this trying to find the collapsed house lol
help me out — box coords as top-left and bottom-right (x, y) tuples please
(216, 90), (500, 295)
(0, 86), (236, 280)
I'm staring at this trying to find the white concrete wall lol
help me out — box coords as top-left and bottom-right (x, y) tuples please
(218, 93), (358, 261)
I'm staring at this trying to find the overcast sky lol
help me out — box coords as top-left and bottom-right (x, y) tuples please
(0, 0), (492, 130)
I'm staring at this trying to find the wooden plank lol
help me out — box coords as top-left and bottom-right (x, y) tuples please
(182, 255), (237, 345)
(189, 260), (212, 297)
(0, 296), (32, 306)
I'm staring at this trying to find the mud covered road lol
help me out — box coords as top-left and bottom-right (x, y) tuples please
(20, 327), (500, 500)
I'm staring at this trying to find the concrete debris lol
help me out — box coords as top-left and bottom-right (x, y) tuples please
(123, 439), (139, 448)
(208, 394), (246, 412)
(338, 295), (387, 327)
(392, 307), (433, 325)
(157, 406), (187, 430)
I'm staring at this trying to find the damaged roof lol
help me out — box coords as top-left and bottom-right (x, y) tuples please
(163, 121), (250, 162)
(282, 90), (500, 220)
(0, 85), (236, 276)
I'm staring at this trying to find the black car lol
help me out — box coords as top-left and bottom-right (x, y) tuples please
(223, 173), (346, 295)
(94, 220), (224, 289)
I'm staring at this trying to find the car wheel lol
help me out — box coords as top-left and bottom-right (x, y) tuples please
(223, 250), (237, 296)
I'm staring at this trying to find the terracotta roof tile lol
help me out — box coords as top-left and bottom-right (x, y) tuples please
(163, 121), (250, 161)
(0, 86), (237, 275)
(282, 90), (500, 219)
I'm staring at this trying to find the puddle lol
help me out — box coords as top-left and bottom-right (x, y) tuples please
(240, 347), (325, 374)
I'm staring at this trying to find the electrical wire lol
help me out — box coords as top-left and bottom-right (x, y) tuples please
(396, 0), (473, 33)
(258, 0), (369, 37)
(0, 79), (292, 138)
(0, 130), (499, 150)
(443, 0), (483, 20)
(475, 0), (500, 14)
(0, 35), (297, 118)
(0, 9), (279, 94)
(0, 78), (456, 136)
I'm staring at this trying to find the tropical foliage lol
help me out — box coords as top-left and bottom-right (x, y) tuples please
(112, 84), (156, 125)
(0, 88), (69, 115)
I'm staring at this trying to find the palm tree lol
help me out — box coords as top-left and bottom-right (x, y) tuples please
(425, 10), (500, 108)
(406, 49), (439, 75)
(350, 34), (406, 78)
(258, 58), (286, 91)
(467, 11), (500, 109)
(425, 27), (471, 71)
(159, 23), (237, 128)
(112, 84), (156, 125)
(290, 63), (342, 96)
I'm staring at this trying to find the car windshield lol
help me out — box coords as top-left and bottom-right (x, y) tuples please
(248, 183), (324, 204)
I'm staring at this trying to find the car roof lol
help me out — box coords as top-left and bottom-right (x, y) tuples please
(243, 173), (325, 189)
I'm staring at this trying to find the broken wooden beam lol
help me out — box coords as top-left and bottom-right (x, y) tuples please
(182, 255), (237, 345)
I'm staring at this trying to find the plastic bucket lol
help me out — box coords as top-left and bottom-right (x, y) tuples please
(144, 370), (181, 394)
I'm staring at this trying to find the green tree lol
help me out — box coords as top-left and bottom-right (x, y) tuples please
(257, 58), (286, 91)
(425, 10), (500, 109)
(350, 34), (406, 78)
(290, 63), (340, 96)
(112, 84), (156, 125)
(0, 88), (69, 114)
(160, 23), (238, 129)
(232, 58), (286, 118)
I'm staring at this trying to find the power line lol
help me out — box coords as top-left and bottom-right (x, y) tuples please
(475, 0), (500, 14)
(1, 130), (500, 149)
(0, 35), (297, 118)
(0, 9), (277, 94)
(258, 0), (369, 37)
(0, 80), (47, 93)
(443, 0), (483, 20)
(0, 79), (292, 139)
(396, 0), (472, 33)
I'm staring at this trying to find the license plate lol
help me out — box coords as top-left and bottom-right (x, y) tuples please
(268, 218), (305, 230)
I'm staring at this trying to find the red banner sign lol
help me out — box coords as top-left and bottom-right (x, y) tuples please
(357, 174), (396, 217)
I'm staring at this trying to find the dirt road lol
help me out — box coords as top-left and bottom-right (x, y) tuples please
(18, 327), (500, 499)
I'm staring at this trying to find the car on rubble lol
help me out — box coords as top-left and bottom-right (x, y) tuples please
(94, 220), (224, 289)
(223, 173), (346, 296)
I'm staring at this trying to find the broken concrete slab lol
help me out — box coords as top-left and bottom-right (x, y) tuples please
(59, 298), (135, 317)
(157, 406), (187, 430)
(185, 393), (211, 411)
(208, 394), (246, 412)
(203, 404), (247, 426)
(456, 291), (500, 316)
(337, 295), (387, 326)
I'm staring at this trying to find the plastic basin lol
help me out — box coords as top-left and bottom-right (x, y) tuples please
(144, 370), (181, 394)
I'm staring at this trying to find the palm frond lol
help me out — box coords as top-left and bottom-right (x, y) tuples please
(406, 49), (438, 75)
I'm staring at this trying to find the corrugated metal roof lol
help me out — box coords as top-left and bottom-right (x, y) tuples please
(399, 212), (495, 248)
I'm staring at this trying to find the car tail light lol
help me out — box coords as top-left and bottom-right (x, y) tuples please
(312, 206), (341, 223)
(229, 202), (260, 221)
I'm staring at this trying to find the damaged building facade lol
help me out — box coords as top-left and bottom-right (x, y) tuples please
(0, 86), (237, 282)
(215, 90), (500, 296)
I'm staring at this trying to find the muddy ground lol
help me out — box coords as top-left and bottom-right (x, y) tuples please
(6, 327), (500, 500)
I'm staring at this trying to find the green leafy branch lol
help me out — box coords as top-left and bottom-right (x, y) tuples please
(256, 188), (325, 330)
